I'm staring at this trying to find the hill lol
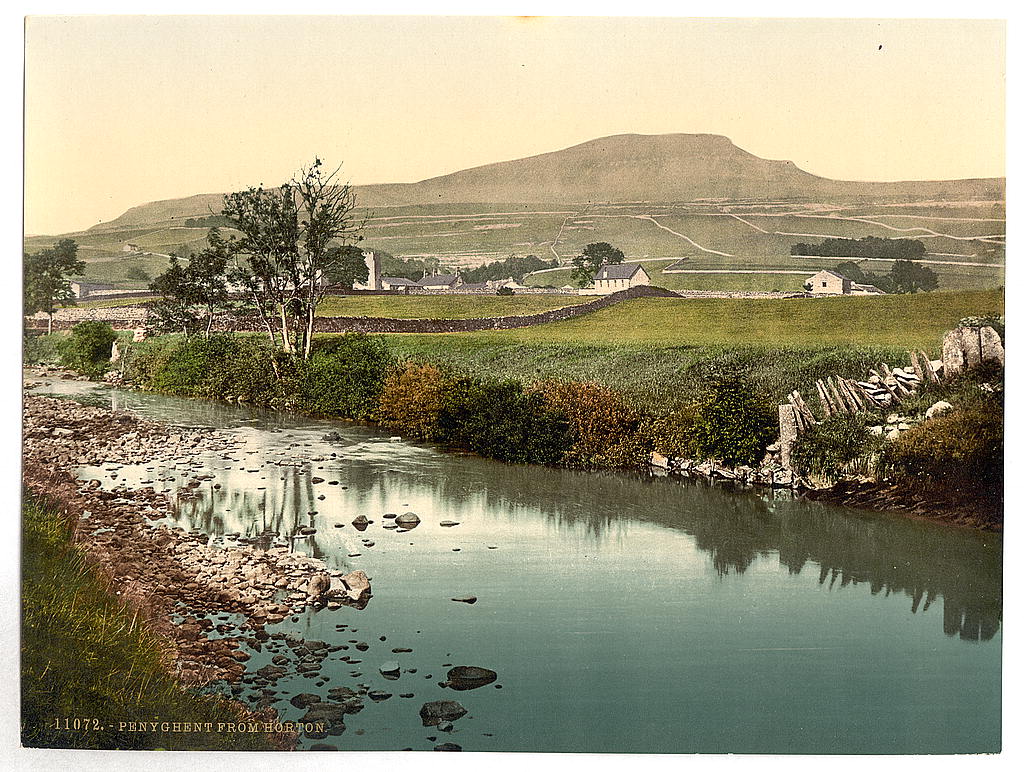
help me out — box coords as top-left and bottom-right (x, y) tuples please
(87, 133), (1005, 231)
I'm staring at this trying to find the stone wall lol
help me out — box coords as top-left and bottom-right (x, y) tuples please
(27, 284), (682, 333)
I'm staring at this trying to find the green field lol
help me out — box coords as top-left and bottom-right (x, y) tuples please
(316, 293), (581, 318)
(382, 289), (1003, 409)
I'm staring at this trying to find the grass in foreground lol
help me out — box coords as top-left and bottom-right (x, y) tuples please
(21, 494), (279, 750)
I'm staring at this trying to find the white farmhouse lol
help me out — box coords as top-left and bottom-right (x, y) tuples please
(805, 269), (886, 296)
(806, 269), (851, 295)
(589, 263), (650, 295)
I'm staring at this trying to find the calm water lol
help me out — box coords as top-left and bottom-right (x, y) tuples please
(33, 378), (1002, 754)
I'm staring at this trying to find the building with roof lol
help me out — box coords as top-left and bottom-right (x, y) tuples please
(805, 269), (851, 295)
(589, 263), (650, 295)
(418, 274), (463, 291)
(380, 276), (421, 292)
(805, 269), (886, 296)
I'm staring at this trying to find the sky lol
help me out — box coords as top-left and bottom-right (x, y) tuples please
(24, 15), (1006, 235)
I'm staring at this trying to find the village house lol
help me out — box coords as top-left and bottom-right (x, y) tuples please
(418, 274), (463, 291)
(805, 269), (886, 296)
(380, 276), (420, 292)
(352, 250), (382, 291)
(69, 280), (117, 299)
(587, 263), (651, 295)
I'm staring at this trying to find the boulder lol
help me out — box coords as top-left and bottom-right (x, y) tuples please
(650, 452), (670, 469)
(980, 326), (1004, 365)
(445, 666), (497, 691)
(926, 401), (954, 420)
(394, 513), (420, 529)
(340, 570), (371, 603)
(351, 515), (370, 530)
(307, 573), (332, 598)
(451, 596), (477, 604)
(419, 700), (468, 727)
(379, 661), (401, 676)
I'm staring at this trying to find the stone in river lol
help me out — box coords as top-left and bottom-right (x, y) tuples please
(380, 661), (401, 676)
(445, 666), (497, 691)
(439, 520), (460, 527)
(395, 513), (421, 529)
(419, 700), (468, 727)
(368, 691), (392, 702)
(290, 693), (322, 708)
(351, 515), (370, 530)
(309, 744), (338, 751)
(451, 596), (477, 604)
(433, 743), (462, 751)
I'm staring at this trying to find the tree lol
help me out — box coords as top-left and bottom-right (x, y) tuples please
(888, 260), (938, 294)
(571, 242), (625, 287)
(222, 158), (364, 359)
(23, 239), (85, 335)
(322, 244), (369, 290)
(149, 232), (232, 337)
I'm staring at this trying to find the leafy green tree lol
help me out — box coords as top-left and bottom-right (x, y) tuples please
(888, 259), (938, 293)
(322, 244), (369, 290)
(223, 158), (365, 359)
(149, 231), (232, 337)
(571, 242), (624, 287)
(23, 239), (85, 334)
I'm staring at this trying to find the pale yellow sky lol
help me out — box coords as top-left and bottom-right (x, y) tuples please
(24, 16), (1005, 235)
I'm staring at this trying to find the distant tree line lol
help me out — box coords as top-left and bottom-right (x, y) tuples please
(818, 260), (938, 295)
(791, 236), (927, 260)
(460, 254), (557, 284)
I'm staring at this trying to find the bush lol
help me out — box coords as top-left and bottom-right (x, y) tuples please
(689, 374), (777, 466)
(23, 333), (61, 366)
(791, 413), (884, 483)
(126, 334), (286, 406)
(642, 404), (701, 460)
(57, 321), (116, 378)
(879, 407), (1003, 512)
(299, 334), (395, 419)
(457, 380), (570, 464)
(532, 380), (650, 468)
(432, 377), (570, 464)
(379, 362), (447, 440)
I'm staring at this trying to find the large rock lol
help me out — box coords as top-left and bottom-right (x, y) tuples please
(445, 666), (497, 691)
(340, 570), (371, 603)
(306, 573), (332, 598)
(942, 328), (969, 377)
(394, 512), (420, 529)
(419, 700), (468, 727)
(980, 326), (1004, 365)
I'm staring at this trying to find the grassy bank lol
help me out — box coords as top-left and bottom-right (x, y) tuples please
(21, 493), (281, 750)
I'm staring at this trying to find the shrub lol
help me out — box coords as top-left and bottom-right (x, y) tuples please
(791, 413), (884, 483)
(496, 286), (514, 296)
(642, 404), (701, 460)
(532, 380), (650, 468)
(23, 333), (61, 366)
(457, 380), (570, 464)
(57, 321), (116, 378)
(878, 407), (1003, 512)
(689, 374), (777, 466)
(299, 334), (394, 419)
(379, 362), (447, 440)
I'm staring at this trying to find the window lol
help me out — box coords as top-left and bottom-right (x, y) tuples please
(821, 281), (827, 287)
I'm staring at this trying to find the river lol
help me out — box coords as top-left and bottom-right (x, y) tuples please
(32, 377), (1002, 754)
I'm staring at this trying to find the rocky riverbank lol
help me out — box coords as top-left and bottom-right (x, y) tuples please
(23, 394), (375, 744)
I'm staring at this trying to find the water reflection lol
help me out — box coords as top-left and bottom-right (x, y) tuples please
(40, 378), (1003, 643)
